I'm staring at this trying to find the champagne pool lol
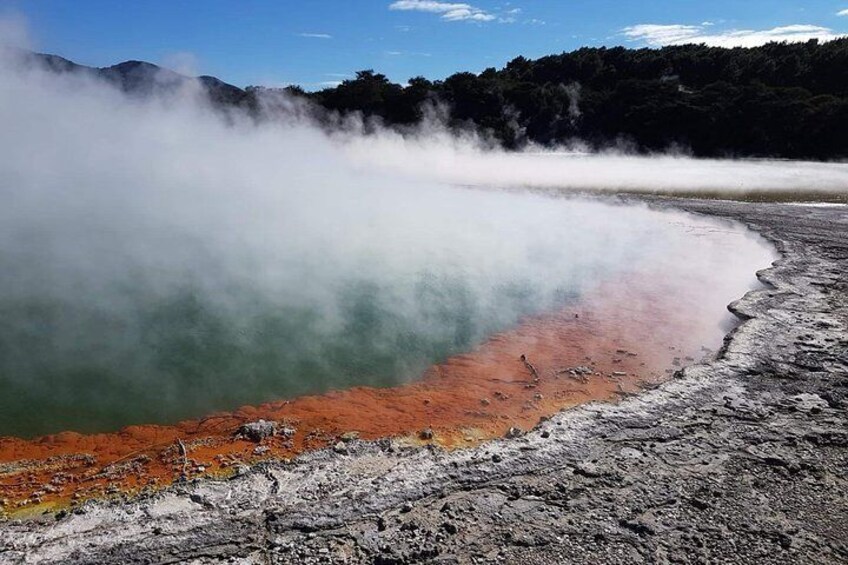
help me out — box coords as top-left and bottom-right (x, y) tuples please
(0, 188), (776, 438)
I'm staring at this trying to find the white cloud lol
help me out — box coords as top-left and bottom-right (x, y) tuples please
(298, 32), (332, 39)
(389, 0), (496, 22)
(622, 23), (845, 48)
(385, 50), (432, 56)
(838, 9), (848, 16)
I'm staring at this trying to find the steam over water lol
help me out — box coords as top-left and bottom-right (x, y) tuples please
(0, 52), (782, 437)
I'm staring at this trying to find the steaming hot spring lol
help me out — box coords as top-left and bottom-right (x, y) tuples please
(0, 62), (777, 502)
(0, 189), (774, 439)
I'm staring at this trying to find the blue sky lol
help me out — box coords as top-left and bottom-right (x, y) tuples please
(3, 1), (848, 88)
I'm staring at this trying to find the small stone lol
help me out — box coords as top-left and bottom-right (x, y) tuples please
(619, 518), (655, 536)
(419, 428), (435, 440)
(540, 430), (551, 439)
(237, 420), (277, 442)
(690, 497), (711, 510)
(573, 463), (602, 478)
(492, 454), (504, 463)
(340, 431), (360, 442)
(333, 441), (348, 454)
(788, 393), (829, 413)
(620, 447), (643, 459)
(401, 502), (413, 513)
(253, 446), (270, 455)
(480, 398), (491, 406)
(442, 521), (459, 534)
(505, 426), (523, 439)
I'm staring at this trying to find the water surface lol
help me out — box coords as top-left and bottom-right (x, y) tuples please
(0, 190), (775, 437)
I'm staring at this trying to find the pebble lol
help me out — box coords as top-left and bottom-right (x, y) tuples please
(505, 426), (523, 439)
(237, 420), (277, 442)
(340, 431), (360, 442)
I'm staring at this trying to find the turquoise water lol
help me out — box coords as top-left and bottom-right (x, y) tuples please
(0, 189), (773, 438)
(0, 272), (574, 436)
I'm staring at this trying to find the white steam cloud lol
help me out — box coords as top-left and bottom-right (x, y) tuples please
(0, 37), (825, 436)
(0, 10), (32, 50)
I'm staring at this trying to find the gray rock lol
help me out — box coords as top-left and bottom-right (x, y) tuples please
(504, 426), (523, 439)
(237, 419), (277, 442)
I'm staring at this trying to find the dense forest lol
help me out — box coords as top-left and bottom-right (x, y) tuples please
(286, 39), (848, 160)
(24, 39), (848, 159)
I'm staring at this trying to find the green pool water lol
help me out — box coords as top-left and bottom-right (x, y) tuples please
(0, 190), (775, 438)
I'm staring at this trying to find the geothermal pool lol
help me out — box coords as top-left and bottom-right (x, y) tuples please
(0, 190), (775, 439)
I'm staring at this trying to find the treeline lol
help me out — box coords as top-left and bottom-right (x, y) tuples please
(23, 40), (848, 159)
(286, 39), (848, 159)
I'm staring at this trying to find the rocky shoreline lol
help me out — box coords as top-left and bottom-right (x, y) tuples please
(1, 197), (846, 564)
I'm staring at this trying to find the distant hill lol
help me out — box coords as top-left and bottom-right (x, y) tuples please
(14, 40), (848, 160)
(12, 50), (251, 107)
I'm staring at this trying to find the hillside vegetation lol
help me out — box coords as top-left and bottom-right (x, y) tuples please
(298, 40), (848, 159)
(23, 39), (848, 159)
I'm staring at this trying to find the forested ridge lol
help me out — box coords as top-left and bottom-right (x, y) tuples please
(295, 39), (848, 159)
(24, 39), (848, 159)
